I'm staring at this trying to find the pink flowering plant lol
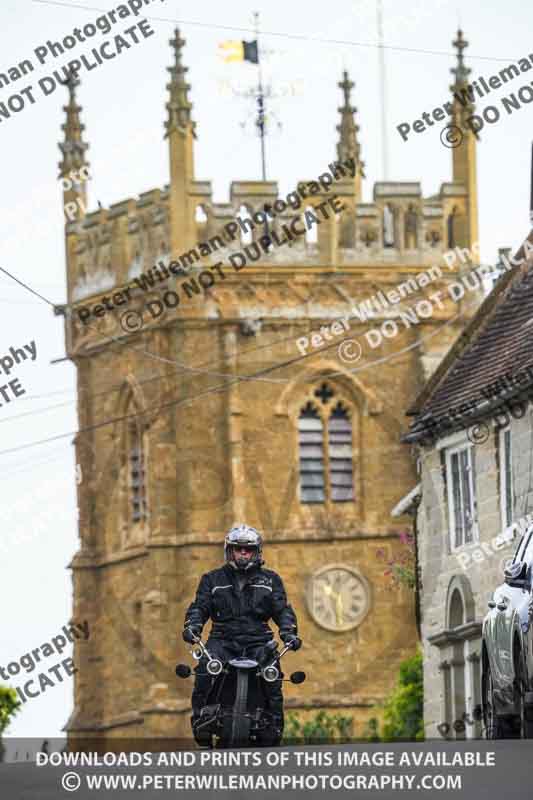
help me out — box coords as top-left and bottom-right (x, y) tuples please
(376, 532), (416, 589)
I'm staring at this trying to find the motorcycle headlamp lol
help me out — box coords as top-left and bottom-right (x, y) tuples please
(207, 659), (223, 676)
(262, 665), (279, 683)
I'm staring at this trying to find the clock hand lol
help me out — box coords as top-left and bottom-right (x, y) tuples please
(335, 592), (344, 625)
(323, 584), (343, 623)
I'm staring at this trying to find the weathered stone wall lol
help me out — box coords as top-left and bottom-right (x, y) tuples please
(418, 408), (532, 738)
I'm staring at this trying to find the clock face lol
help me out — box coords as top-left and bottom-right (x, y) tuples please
(307, 565), (370, 632)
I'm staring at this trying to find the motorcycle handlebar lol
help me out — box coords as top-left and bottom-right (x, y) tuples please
(277, 642), (294, 659)
(185, 628), (216, 663)
(184, 629), (300, 665)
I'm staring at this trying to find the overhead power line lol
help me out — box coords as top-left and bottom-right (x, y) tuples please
(32, 0), (518, 63)
(0, 265), (290, 388)
(0, 286), (488, 458)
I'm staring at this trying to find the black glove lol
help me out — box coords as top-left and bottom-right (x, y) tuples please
(280, 631), (302, 651)
(182, 626), (202, 644)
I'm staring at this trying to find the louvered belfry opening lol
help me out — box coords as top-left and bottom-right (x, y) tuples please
(328, 402), (354, 502)
(298, 402), (325, 503)
(128, 420), (147, 523)
(298, 385), (355, 505)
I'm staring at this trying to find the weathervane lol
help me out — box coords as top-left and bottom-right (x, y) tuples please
(219, 12), (299, 180)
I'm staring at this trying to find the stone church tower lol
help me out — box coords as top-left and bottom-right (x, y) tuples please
(60, 30), (480, 740)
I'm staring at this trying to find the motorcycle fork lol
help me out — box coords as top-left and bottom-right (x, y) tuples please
(231, 668), (250, 744)
(211, 668), (230, 705)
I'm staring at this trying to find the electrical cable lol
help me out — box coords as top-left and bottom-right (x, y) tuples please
(31, 0), (519, 64)
(0, 267), (56, 307)
(0, 446), (73, 479)
(17, 388), (74, 401)
(1, 247), (500, 417)
(0, 297), (51, 305)
(2, 206), (514, 453)
(0, 265), (289, 385)
(0, 398), (75, 424)
(0, 285), (493, 457)
(0, 313), (314, 418)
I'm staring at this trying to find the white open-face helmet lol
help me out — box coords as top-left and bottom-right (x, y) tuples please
(224, 524), (263, 571)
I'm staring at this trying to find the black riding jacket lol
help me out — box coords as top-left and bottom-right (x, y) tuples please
(184, 562), (298, 645)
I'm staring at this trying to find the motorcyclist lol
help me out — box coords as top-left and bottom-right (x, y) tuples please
(182, 524), (301, 746)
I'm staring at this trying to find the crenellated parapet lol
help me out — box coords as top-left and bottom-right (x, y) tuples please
(66, 180), (466, 309)
(60, 26), (478, 358)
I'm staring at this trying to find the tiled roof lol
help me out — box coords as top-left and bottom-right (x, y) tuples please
(404, 231), (533, 442)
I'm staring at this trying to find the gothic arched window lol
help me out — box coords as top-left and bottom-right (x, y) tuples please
(298, 385), (355, 504)
(127, 419), (147, 524)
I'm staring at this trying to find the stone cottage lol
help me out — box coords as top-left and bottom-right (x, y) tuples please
(402, 228), (533, 738)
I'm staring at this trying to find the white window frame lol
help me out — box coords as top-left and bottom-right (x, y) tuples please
(445, 442), (479, 552)
(499, 426), (514, 532)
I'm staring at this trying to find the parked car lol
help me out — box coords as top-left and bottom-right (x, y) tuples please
(482, 526), (533, 738)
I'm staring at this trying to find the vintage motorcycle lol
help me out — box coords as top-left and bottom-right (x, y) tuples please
(176, 630), (306, 749)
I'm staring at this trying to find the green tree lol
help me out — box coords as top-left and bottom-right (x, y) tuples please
(0, 686), (20, 735)
(363, 650), (424, 742)
(0, 686), (21, 762)
(362, 717), (381, 742)
(382, 649), (424, 740)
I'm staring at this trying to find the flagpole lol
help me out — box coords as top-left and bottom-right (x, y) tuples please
(254, 11), (267, 181)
